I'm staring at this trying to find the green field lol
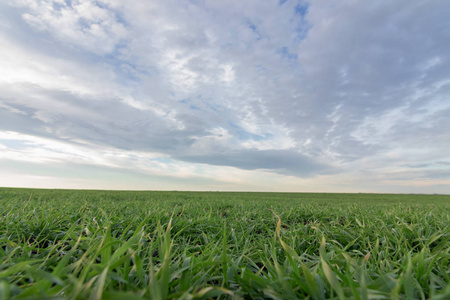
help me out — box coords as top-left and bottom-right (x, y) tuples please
(0, 188), (449, 299)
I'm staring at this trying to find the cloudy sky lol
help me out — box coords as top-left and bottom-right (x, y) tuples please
(0, 0), (449, 193)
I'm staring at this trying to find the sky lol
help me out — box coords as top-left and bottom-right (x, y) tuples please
(0, 0), (449, 193)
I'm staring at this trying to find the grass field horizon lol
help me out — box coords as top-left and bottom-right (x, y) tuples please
(0, 187), (449, 299)
(2, 186), (449, 196)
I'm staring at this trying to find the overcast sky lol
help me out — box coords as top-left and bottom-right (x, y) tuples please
(1, 0), (449, 193)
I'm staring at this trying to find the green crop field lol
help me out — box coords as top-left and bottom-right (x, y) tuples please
(0, 188), (449, 299)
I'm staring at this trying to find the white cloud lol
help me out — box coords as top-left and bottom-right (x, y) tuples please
(17, 0), (127, 54)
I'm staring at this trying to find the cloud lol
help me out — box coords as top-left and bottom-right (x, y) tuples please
(177, 149), (327, 177)
(15, 0), (127, 54)
(0, 0), (449, 192)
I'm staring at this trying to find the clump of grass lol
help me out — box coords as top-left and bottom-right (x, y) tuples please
(0, 188), (449, 299)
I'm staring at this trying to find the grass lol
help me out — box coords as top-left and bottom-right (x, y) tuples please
(0, 188), (449, 299)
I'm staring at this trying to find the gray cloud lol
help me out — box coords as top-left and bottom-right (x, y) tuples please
(177, 149), (327, 177)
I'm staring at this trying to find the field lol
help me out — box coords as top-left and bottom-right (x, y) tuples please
(0, 188), (449, 299)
